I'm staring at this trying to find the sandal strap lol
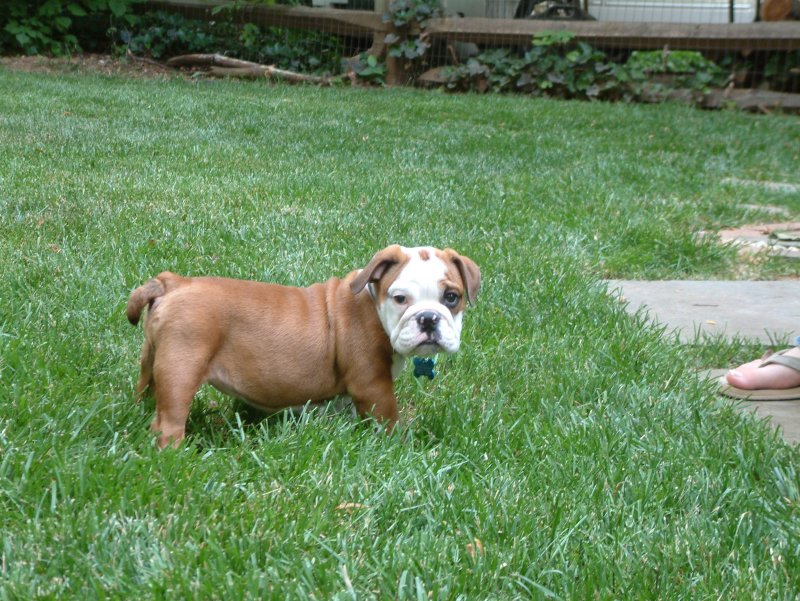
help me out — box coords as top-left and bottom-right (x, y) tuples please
(760, 349), (800, 373)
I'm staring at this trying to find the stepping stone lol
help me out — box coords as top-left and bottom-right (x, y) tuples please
(607, 279), (800, 444)
(721, 178), (800, 194)
(711, 222), (800, 259)
(736, 399), (800, 445)
(606, 280), (800, 343)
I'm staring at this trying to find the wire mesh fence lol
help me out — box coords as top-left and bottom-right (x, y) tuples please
(143, 0), (800, 97)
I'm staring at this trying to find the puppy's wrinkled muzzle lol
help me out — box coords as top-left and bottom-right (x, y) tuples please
(391, 303), (460, 356)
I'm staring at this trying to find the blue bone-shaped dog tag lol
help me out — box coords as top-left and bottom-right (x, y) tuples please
(412, 357), (436, 380)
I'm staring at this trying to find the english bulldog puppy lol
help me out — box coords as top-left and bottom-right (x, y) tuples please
(127, 245), (480, 448)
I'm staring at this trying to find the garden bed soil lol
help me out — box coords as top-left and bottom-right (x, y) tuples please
(0, 53), (178, 79)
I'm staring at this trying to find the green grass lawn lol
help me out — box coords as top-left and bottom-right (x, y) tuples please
(1, 67), (799, 599)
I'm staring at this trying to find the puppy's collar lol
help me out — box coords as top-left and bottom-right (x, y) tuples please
(413, 357), (436, 380)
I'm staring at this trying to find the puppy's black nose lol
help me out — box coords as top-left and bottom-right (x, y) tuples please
(417, 311), (440, 333)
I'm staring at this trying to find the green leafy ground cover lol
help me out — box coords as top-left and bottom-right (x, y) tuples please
(1, 68), (799, 598)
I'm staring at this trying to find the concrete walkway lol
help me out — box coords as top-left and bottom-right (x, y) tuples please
(606, 280), (800, 444)
(731, 394), (800, 445)
(605, 280), (800, 343)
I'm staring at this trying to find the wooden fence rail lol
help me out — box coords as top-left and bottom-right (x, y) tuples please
(148, 0), (800, 52)
(427, 18), (800, 51)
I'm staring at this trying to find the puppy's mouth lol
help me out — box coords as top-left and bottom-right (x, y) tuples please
(414, 336), (442, 353)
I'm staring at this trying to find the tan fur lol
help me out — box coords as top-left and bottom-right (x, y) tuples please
(437, 248), (481, 306)
(349, 244), (411, 304)
(128, 246), (478, 449)
(127, 275), (168, 325)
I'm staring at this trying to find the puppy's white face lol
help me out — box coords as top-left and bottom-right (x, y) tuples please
(351, 246), (480, 358)
(379, 247), (463, 356)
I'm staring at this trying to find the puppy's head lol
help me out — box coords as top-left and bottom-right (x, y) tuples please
(350, 245), (480, 356)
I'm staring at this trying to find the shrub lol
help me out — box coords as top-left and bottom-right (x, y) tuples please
(624, 49), (728, 90)
(0, 0), (141, 55)
(763, 49), (800, 92)
(348, 52), (387, 84)
(442, 32), (730, 101)
(382, 0), (442, 80)
(443, 30), (626, 100)
(118, 11), (343, 75)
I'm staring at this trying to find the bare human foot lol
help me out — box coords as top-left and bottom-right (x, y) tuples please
(726, 347), (800, 390)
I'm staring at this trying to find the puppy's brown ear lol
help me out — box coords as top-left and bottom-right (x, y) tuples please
(350, 244), (404, 294)
(449, 251), (481, 305)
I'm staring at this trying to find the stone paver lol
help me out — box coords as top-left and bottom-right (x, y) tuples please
(737, 399), (800, 444)
(713, 222), (800, 259)
(605, 280), (800, 343)
(606, 280), (800, 444)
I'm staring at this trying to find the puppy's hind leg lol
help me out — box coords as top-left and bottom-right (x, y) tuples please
(135, 339), (155, 402)
(151, 351), (208, 449)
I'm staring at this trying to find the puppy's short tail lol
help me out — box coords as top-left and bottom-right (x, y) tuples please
(126, 272), (180, 325)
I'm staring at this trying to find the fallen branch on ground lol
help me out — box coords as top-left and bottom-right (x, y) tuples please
(125, 49), (173, 71)
(165, 53), (330, 84)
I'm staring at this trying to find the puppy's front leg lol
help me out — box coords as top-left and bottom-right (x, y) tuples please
(350, 378), (400, 433)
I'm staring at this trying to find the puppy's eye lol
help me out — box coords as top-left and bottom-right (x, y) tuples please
(443, 291), (460, 307)
(393, 294), (407, 305)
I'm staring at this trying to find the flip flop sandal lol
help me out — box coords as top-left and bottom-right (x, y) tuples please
(703, 349), (800, 401)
